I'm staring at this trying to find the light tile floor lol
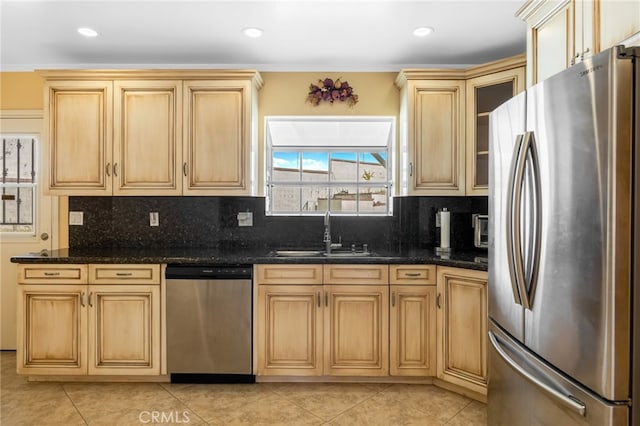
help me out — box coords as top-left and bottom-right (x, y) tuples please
(0, 351), (487, 425)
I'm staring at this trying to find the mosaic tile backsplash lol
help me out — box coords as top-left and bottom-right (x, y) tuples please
(68, 196), (487, 252)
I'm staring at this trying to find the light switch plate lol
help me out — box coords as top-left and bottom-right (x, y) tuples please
(237, 211), (253, 227)
(69, 211), (84, 226)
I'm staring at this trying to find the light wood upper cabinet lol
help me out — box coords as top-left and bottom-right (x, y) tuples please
(16, 263), (161, 376)
(517, 0), (640, 86)
(396, 76), (466, 196)
(40, 70), (262, 196)
(183, 79), (257, 195)
(436, 266), (488, 396)
(43, 80), (113, 195)
(465, 65), (525, 195)
(113, 80), (182, 195)
(396, 55), (525, 196)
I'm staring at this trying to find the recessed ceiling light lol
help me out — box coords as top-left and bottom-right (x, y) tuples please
(77, 27), (98, 37)
(413, 27), (434, 37)
(242, 27), (263, 38)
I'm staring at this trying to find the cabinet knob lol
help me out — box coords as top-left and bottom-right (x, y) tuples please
(40, 233), (49, 241)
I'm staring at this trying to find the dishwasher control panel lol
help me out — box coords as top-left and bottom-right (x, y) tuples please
(165, 265), (252, 280)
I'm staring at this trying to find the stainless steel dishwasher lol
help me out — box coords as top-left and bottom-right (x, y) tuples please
(165, 265), (254, 383)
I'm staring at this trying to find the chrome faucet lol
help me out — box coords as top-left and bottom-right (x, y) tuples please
(323, 211), (341, 254)
(323, 211), (332, 254)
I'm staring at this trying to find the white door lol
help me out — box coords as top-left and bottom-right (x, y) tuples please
(0, 110), (57, 350)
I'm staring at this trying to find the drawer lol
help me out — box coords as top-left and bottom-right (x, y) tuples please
(390, 265), (436, 285)
(323, 264), (389, 285)
(255, 265), (323, 285)
(18, 264), (87, 284)
(89, 264), (160, 285)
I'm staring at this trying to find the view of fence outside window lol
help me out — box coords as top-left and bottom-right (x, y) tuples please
(265, 117), (394, 216)
(0, 136), (37, 234)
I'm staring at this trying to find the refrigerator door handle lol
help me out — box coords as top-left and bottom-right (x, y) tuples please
(506, 134), (525, 305)
(488, 331), (587, 417)
(521, 131), (542, 308)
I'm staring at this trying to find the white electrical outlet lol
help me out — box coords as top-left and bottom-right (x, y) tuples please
(69, 211), (84, 226)
(150, 212), (159, 227)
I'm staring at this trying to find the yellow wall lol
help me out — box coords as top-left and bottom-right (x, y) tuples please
(0, 72), (44, 109)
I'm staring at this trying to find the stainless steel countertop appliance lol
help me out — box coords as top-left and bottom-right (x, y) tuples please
(488, 46), (638, 425)
(166, 265), (254, 383)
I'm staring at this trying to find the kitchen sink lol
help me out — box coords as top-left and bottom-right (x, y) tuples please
(274, 250), (325, 257)
(273, 249), (373, 258)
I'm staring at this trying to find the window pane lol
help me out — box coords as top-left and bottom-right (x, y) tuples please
(302, 186), (329, 212)
(330, 152), (357, 181)
(358, 186), (388, 213)
(302, 152), (328, 182)
(272, 151), (300, 181)
(270, 186), (301, 213)
(359, 152), (387, 183)
(330, 186), (358, 213)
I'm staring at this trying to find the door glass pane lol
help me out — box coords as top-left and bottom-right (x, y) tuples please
(477, 81), (514, 113)
(1, 136), (37, 233)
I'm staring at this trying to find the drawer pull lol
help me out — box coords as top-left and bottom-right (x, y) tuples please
(43, 272), (60, 276)
(115, 272), (133, 276)
(404, 272), (422, 277)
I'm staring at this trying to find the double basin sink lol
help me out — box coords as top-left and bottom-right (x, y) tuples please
(274, 249), (374, 258)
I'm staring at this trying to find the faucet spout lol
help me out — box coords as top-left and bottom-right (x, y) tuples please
(323, 211), (332, 254)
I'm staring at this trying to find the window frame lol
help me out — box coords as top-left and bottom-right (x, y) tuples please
(265, 116), (395, 217)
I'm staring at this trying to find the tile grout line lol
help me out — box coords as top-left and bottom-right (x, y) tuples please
(61, 384), (90, 425)
(159, 384), (222, 425)
(442, 397), (475, 425)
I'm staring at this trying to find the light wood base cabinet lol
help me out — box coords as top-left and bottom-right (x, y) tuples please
(17, 264), (161, 376)
(324, 285), (389, 376)
(256, 264), (389, 377)
(257, 285), (323, 376)
(436, 266), (488, 395)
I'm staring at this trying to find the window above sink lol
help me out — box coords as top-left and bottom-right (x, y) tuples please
(265, 116), (395, 216)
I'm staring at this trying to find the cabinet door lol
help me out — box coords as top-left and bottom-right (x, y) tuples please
(324, 285), (389, 376)
(437, 267), (488, 395)
(390, 285), (437, 376)
(87, 285), (160, 375)
(529, 3), (572, 84)
(257, 285), (323, 376)
(465, 67), (525, 195)
(17, 284), (87, 375)
(599, 0), (640, 51)
(44, 81), (112, 195)
(113, 81), (182, 195)
(183, 80), (252, 195)
(407, 80), (465, 195)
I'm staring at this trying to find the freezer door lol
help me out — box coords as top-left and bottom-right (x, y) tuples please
(524, 47), (633, 401)
(488, 321), (629, 426)
(488, 91), (526, 341)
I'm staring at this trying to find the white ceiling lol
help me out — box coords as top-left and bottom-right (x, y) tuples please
(0, 0), (527, 72)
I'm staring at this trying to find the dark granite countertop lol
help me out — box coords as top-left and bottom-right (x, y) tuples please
(10, 247), (488, 271)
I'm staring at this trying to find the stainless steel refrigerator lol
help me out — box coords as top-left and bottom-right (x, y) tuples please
(488, 46), (639, 425)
